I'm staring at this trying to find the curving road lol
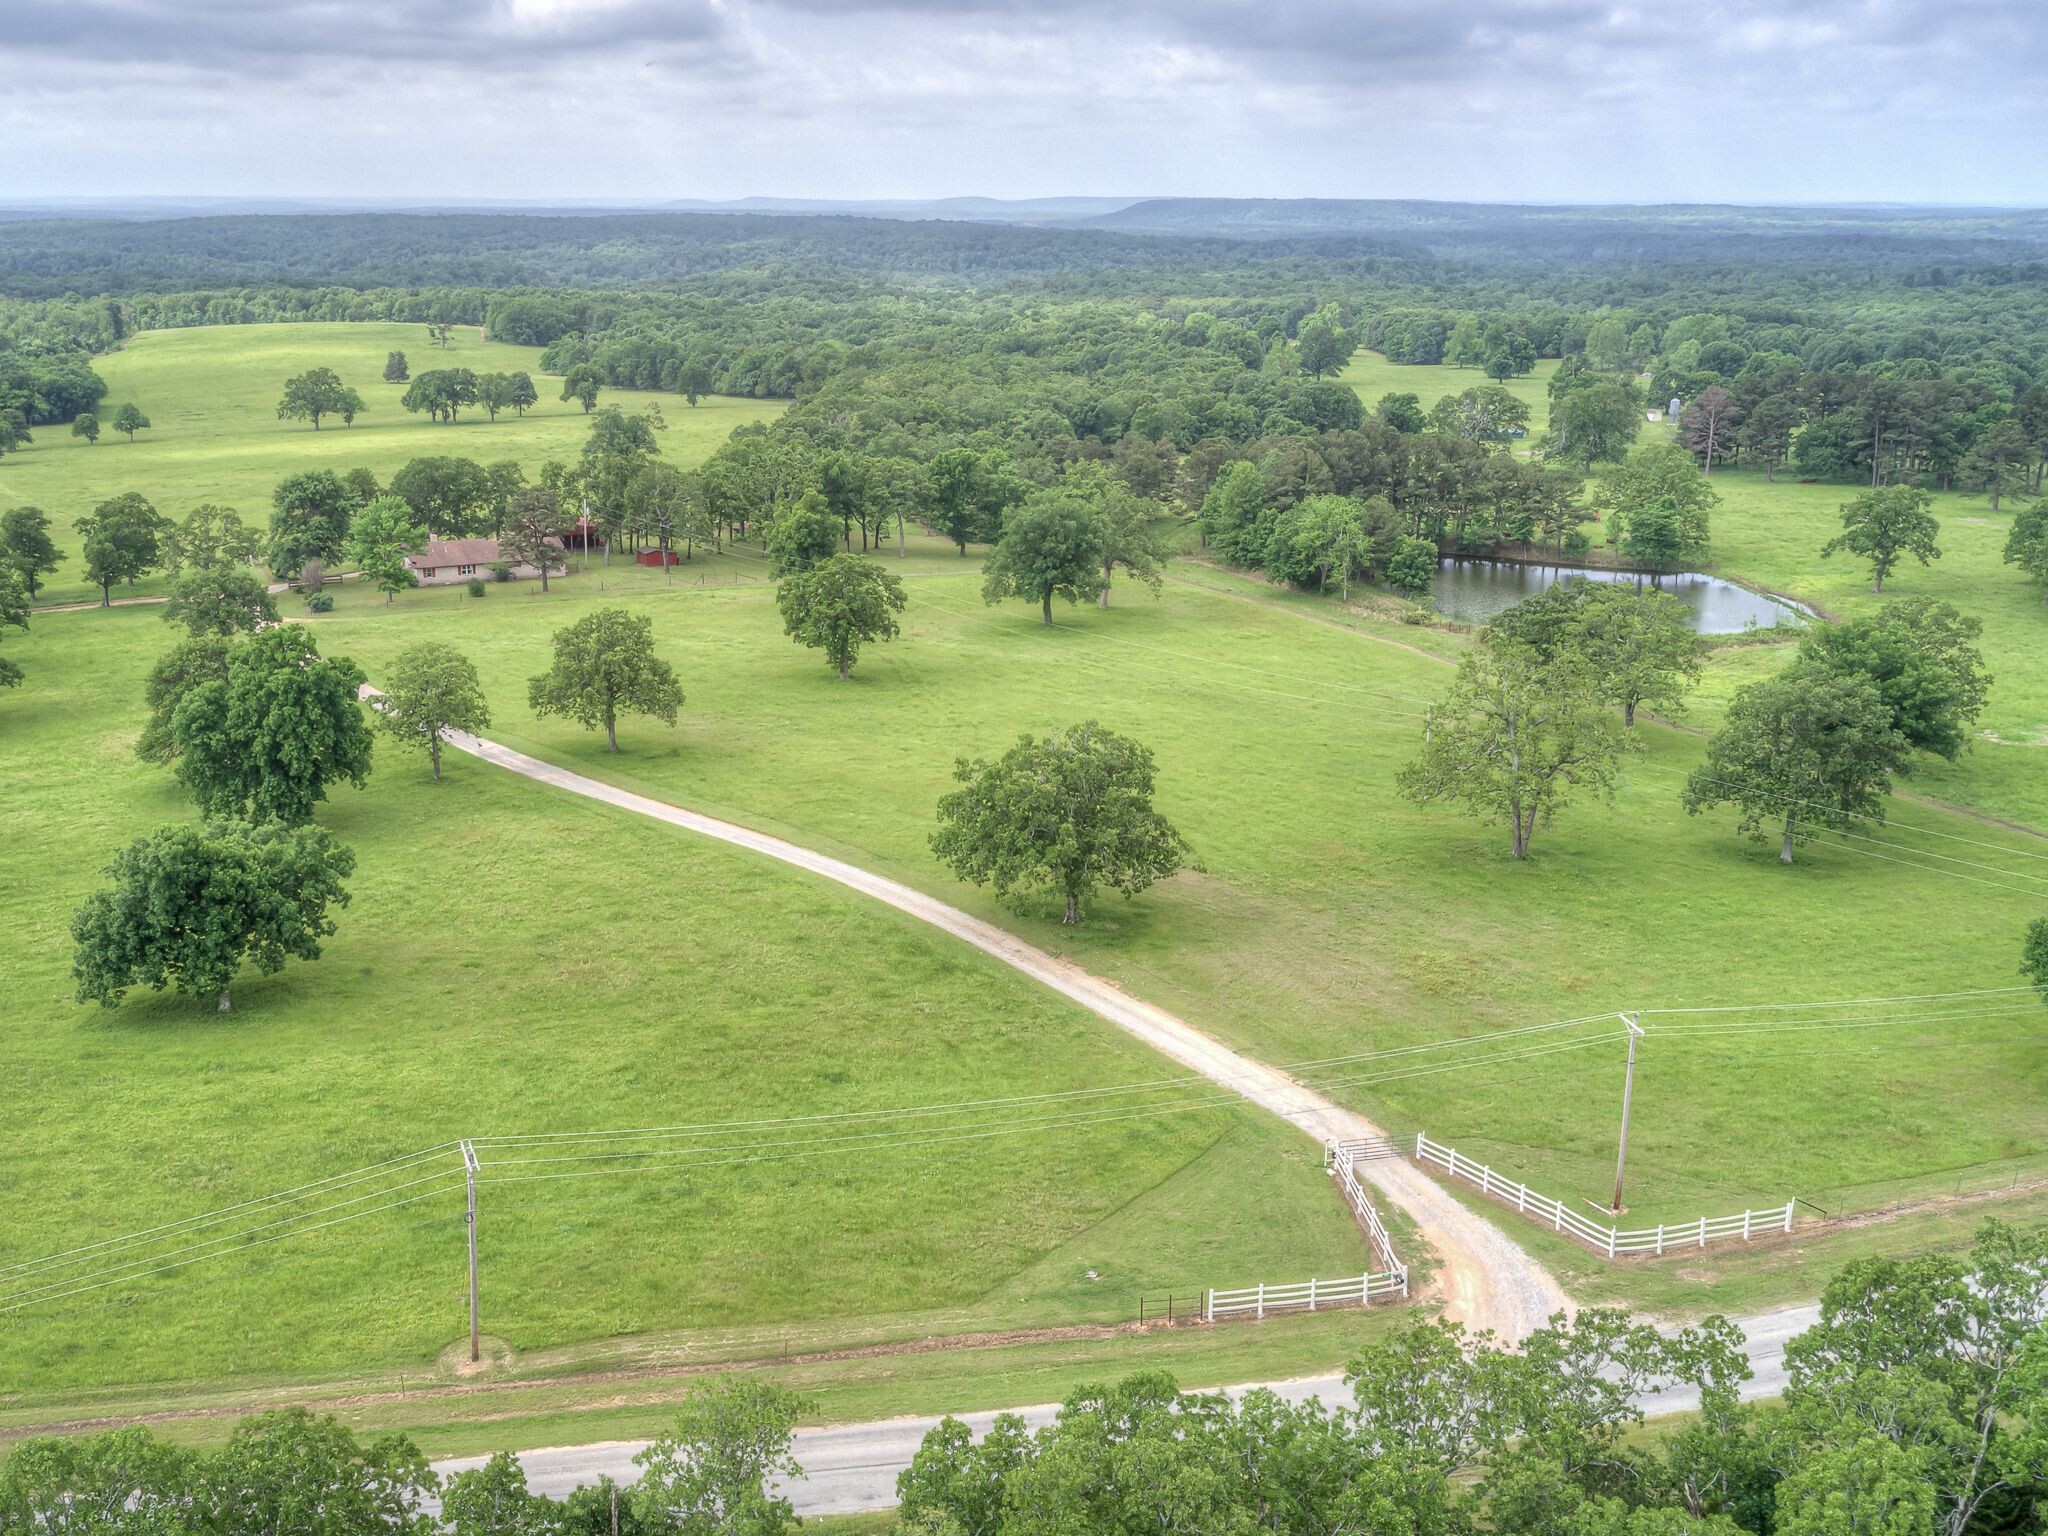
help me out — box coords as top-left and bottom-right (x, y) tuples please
(390, 699), (1570, 1342)
(430, 1304), (1819, 1514)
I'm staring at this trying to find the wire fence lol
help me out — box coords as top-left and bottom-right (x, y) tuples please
(1799, 1152), (2048, 1219)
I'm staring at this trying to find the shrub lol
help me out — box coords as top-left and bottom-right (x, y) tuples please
(466, 577), (487, 598)
(1562, 528), (1593, 561)
(306, 592), (334, 614)
(490, 562), (513, 583)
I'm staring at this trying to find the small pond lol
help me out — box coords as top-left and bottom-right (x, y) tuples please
(1431, 559), (1808, 634)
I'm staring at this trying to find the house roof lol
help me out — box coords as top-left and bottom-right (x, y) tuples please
(407, 538), (503, 568)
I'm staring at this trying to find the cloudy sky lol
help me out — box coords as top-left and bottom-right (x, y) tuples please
(4, 0), (2043, 206)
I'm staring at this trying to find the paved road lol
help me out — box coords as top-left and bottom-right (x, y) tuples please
(396, 703), (1568, 1342)
(431, 1304), (1820, 1514)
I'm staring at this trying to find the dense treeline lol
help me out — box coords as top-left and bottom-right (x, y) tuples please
(4, 209), (2046, 606)
(4, 1222), (2044, 1534)
(0, 210), (1423, 299)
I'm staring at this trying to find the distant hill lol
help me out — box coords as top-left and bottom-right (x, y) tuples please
(1061, 197), (2048, 264)
(0, 194), (1153, 226)
(662, 195), (1147, 223)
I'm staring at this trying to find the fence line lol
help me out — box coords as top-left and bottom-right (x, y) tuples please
(1205, 1271), (1408, 1321)
(1412, 1133), (1793, 1259)
(1324, 1141), (1407, 1278)
(1204, 1140), (1410, 1322)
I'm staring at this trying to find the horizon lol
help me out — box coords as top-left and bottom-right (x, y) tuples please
(6, 193), (2048, 216)
(4, 1), (2045, 206)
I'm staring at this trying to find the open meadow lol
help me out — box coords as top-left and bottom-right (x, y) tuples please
(0, 597), (1371, 1407)
(1684, 464), (2048, 829)
(303, 542), (2048, 1240)
(0, 322), (781, 607)
(1338, 348), (1560, 438)
(7, 322), (2048, 1418)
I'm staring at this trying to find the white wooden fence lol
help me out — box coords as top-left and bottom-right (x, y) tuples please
(1206, 1270), (1408, 1321)
(1203, 1140), (1410, 1322)
(1413, 1133), (1793, 1259)
(1324, 1141), (1407, 1279)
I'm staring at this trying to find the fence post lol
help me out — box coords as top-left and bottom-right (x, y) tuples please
(1742, 1208), (1752, 1240)
(1656, 1223), (1666, 1257)
(1256, 1283), (1265, 1321)
(1309, 1278), (1318, 1312)
(1554, 1202), (1562, 1231)
(1517, 1184), (1527, 1213)
(1362, 1270), (1371, 1307)
(1698, 1217), (1706, 1248)
(1205, 1289), (1213, 1323)
(1782, 1202), (1794, 1233)
(1415, 1132), (1423, 1160)
(1607, 1227), (1617, 1260)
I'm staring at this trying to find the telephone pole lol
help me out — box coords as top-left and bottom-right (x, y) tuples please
(1611, 1014), (1644, 1215)
(462, 1140), (480, 1363)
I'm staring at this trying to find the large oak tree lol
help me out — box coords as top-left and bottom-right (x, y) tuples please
(931, 721), (1194, 924)
(71, 821), (355, 1012)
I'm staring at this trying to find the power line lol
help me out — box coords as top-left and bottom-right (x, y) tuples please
(475, 1033), (1630, 1175)
(1637, 761), (2048, 865)
(0, 1187), (465, 1317)
(0, 1144), (464, 1282)
(476, 1035), (1632, 1192)
(1641, 985), (2040, 1017)
(1627, 761), (2048, 890)
(472, 1010), (1626, 1153)
(0, 1011), (1630, 1303)
(9, 980), (2030, 1314)
(1650, 1003), (2042, 1039)
(0, 1167), (469, 1310)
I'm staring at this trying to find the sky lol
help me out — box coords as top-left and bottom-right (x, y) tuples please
(3, 0), (2045, 206)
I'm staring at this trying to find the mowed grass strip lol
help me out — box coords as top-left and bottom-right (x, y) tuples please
(300, 555), (2047, 1231)
(0, 604), (1368, 1399)
(0, 322), (782, 607)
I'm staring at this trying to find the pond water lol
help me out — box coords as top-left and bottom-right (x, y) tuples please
(1431, 559), (1808, 634)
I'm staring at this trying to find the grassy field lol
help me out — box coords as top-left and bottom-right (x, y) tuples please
(292, 546), (2048, 1233)
(0, 322), (781, 608)
(7, 323), (2046, 1425)
(1673, 463), (2048, 828)
(1338, 349), (1560, 438)
(0, 599), (1371, 1405)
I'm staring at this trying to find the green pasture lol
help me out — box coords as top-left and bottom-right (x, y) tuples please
(0, 322), (781, 607)
(1675, 466), (2048, 828)
(296, 547), (2048, 1233)
(0, 603), (1368, 1402)
(7, 323), (2048, 1417)
(1338, 349), (1560, 437)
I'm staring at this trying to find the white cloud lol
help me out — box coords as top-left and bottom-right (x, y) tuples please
(0, 0), (2042, 202)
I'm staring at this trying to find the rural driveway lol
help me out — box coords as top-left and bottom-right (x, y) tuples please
(431, 1303), (1819, 1514)
(390, 698), (1570, 1342)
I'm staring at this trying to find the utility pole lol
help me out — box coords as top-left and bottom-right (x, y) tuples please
(1611, 1014), (1644, 1214)
(462, 1140), (480, 1363)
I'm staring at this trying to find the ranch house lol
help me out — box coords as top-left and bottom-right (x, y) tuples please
(405, 536), (563, 585)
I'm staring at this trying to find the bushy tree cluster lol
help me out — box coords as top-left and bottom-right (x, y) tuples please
(0, 1379), (812, 1536)
(14, 1227), (2044, 1534)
